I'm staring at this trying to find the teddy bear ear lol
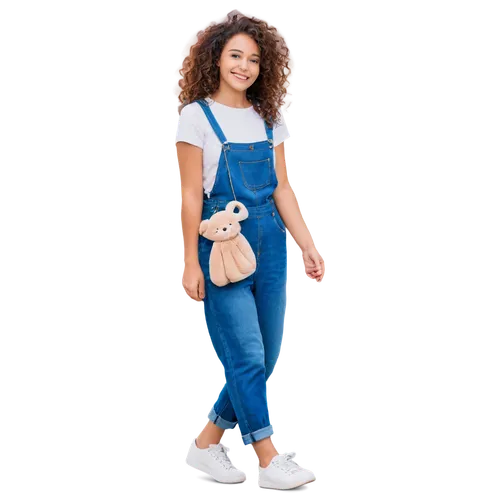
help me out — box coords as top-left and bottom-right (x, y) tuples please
(199, 219), (209, 235)
(225, 201), (249, 221)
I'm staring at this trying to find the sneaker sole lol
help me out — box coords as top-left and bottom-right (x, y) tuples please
(196, 472), (246, 486)
(259, 477), (316, 490)
(259, 480), (319, 493)
(186, 456), (246, 484)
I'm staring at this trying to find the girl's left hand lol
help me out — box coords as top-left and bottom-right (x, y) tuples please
(302, 246), (325, 282)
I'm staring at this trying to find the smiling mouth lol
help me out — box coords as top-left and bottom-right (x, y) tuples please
(231, 72), (249, 80)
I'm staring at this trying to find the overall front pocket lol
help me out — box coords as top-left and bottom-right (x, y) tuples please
(238, 158), (272, 190)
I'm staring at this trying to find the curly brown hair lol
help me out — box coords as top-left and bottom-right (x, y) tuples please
(177, 10), (292, 128)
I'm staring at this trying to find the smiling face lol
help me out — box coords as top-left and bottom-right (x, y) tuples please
(216, 33), (261, 94)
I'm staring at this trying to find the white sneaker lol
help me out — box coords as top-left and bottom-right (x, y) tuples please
(186, 438), (246, 483)
(258, 451), (316, 490)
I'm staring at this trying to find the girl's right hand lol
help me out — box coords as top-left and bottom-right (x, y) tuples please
(182, 262), (206, 301)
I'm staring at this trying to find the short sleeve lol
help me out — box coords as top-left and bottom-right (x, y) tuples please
(273, 109), (290, 147)
(175, 104), (204, 149)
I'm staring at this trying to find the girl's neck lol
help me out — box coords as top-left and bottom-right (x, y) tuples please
(209, 90), (251, 109)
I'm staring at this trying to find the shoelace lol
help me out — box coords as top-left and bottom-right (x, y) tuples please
(208, 443), (236, 470)
(274, 452), (302, 475)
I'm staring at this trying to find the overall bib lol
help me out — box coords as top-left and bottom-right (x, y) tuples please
(196, 98), (287, 445)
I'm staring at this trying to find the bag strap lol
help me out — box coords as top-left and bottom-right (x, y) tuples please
(221, 142), (237, 202)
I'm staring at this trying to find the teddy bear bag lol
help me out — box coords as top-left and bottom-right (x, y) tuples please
(199, 200), (256, 287)
(198, 143), (257, 287)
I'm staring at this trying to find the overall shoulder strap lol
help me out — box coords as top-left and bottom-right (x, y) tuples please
(264, 117), (274, 144)
(195, 99), (227, 144)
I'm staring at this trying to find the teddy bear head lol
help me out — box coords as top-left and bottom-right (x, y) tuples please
(199, 201), (249, 243)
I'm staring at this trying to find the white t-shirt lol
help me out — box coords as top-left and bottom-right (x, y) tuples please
(175, 97), (290, 197)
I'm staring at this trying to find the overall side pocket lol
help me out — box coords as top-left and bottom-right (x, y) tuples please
(271, 210), (286, 233)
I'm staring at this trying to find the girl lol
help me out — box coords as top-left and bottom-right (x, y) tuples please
(175, 11), (325, 490)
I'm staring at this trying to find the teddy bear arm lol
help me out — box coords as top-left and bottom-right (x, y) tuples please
(210, 243), (229, 287)
(234, 234), (256, 269)
(221, 241), (243, 282)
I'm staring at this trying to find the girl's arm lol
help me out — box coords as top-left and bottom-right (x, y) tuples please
(272, 142), (315, 252)
(176, 141), (204, 265)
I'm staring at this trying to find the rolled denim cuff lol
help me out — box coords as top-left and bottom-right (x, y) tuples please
(207, 406), (237, 432)
(240, 425), (276, 448)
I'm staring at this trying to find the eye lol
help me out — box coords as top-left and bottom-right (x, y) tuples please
(229, 223), (232, 225)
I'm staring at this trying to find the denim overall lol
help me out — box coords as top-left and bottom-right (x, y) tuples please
(196, 98), (287, 445)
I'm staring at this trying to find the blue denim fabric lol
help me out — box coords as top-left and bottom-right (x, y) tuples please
(195, 99), (287, 445)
